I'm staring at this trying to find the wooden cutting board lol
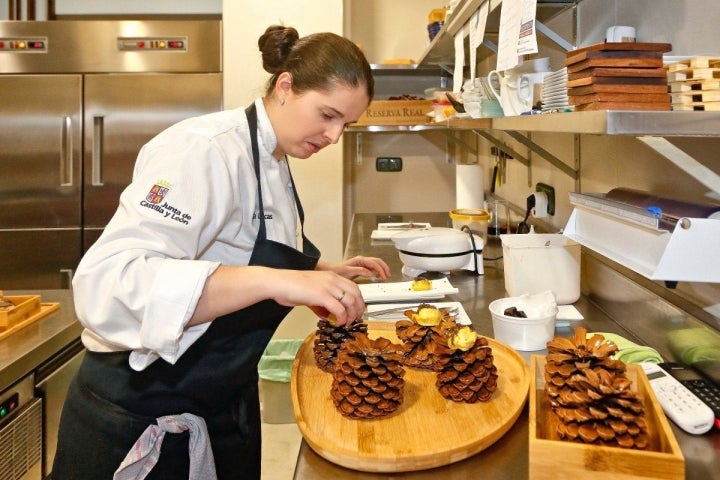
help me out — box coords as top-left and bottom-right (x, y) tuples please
(290, 322), (530, 473)
(568, 84), (669, 95)
(569, 92), (670, 105)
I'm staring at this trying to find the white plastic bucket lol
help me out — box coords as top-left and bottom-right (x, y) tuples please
(501, 234), (580, 304)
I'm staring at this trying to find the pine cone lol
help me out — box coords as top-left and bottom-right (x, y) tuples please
(545, 327), (649, 449)
(395, 304), (456, 370)
(331, 333), (406, 419)
(433, 326), (498, 403)
(313, 317), (368, 373)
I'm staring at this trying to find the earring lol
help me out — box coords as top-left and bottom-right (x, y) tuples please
(279, 98), (285, 106)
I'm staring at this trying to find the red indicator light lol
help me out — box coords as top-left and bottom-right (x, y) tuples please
(168, 41), (184, 49)
(137, 41), (145, 48)
(0, 42), (4, 48)
(28, 41), (44, 49)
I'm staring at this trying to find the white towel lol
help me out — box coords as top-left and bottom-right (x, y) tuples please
(113, 413), (217, 480)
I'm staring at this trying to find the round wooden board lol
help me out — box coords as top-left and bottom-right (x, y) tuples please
(290, 322), (530, 473)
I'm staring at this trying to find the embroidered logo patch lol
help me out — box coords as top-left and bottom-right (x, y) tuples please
(146, 181), (170, 204)
(139, 179), (192, 225)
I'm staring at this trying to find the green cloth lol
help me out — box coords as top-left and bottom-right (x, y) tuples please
(588, 332), (664, 364)
(258, 339), (303, 383)
(666, 327), (720, 365)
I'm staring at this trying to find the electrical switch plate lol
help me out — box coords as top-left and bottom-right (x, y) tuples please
(376, 157), (403, 172)
(535, 183), (555, 216)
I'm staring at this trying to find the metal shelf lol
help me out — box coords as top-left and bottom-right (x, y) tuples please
(490, 110), (720, 137)
(348, 111), (720, 137)
(418, 0), (578, 67)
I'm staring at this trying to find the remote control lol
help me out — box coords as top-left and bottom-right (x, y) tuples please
(659, 362), (720, 429)
(640, 362), (714, 435)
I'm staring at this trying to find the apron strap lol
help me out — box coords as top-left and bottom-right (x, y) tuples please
(244, 102), (317, 254)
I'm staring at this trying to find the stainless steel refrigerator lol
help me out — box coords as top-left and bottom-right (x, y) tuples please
(0, 20), (222, 289)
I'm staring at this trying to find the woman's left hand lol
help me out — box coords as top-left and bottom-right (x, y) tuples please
(317, 256), (391, 281)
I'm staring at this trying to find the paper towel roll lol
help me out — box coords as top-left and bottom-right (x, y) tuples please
(456, 163), (484, 208)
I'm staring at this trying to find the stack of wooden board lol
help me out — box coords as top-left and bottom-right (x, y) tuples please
(565, 42), (672, 111)
(666, 57), (720, 111)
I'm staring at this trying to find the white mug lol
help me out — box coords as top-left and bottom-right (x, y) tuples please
(606, 25), (636, 43)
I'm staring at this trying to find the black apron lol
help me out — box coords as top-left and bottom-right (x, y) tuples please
(51, 103), (320, 480)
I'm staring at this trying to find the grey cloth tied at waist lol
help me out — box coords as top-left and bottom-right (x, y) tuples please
(113, 413), (217, 480)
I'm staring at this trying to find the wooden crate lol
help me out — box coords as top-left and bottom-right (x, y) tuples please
(0, 294), (41, 329)
(529, 355), (684, 480)
(353, 100), (433, 126)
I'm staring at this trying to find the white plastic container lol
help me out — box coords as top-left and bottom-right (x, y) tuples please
(501, 233), (580, 304)
(489, 296), (558, 351)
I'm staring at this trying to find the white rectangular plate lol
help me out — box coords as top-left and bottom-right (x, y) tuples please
(365, 301), (471, 325)
(359, 277), (458, 302)
(370, 222), (432, 240)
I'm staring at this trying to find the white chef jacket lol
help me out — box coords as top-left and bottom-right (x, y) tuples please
(72, 99), (299, 371)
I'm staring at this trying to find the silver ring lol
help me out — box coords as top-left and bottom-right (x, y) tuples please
(337, 291), (345, 302)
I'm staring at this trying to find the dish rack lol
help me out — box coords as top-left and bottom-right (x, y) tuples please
(563, 192), (720, 283)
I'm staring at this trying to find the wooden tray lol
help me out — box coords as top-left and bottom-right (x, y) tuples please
(0, 295), (60, 341)
(291, 322), (530, 473)
(529, 355), (684, 480)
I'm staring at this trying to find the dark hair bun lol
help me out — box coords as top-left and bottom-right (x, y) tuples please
(258, 25), (300, 74)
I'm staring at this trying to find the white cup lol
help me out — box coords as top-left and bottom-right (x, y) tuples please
(606, 26), (636, 43)
(518, 72), (548, 110)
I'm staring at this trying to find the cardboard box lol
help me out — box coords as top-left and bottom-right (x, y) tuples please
(353, 100), (433, 126)
(529, 355), (684, 480)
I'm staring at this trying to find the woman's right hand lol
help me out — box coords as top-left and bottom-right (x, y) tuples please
(189, 265), (365, 327)
(269, 269), (365, 326)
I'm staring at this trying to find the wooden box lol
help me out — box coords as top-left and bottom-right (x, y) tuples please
(352, 100), (433, 126)
(0, 294), (41, 329)
(529, 355), (684, 480)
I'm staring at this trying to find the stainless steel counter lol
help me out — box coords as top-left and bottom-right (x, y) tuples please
(0, 289), (82, 390)
(293, 212), (720, 480)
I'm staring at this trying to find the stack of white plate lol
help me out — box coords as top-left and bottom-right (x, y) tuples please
(541, 67), (572, 112)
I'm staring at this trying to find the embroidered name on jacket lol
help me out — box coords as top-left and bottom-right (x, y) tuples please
(140, 180), (192, 225)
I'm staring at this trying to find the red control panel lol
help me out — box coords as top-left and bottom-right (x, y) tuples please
(117, 37), (187, 51)
(0, 37), (47, 52)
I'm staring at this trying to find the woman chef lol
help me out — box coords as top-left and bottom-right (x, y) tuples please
(51, 25), (389, 480)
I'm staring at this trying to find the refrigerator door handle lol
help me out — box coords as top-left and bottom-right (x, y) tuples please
(60, 115), (73, 187)
(60, 268), (74, 289)
(91, 115), (105, 186)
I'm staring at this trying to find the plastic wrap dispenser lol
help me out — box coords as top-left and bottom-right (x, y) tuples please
(563, 188), (720, 285)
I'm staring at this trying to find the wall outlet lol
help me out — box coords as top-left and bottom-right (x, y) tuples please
(376, 157), (403, 172)
(535, 182), (555, 216)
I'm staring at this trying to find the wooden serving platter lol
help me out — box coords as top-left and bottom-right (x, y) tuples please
(529, 355), (684, 480)
(0, 295), (60, 341)
(291, 322), (530, 473)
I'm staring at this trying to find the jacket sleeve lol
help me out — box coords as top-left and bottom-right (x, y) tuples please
(73, 131), (245, 370)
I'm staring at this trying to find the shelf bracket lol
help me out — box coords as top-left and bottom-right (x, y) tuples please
(442, 130), (478, 157)
(483, 38), (498, 54)
(534, 20), (575, 52)
(503, 130), (578, 179)
(637, 135), (720, 197)
(355, 132), (363, 165)
(472, 130), (529, 167)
